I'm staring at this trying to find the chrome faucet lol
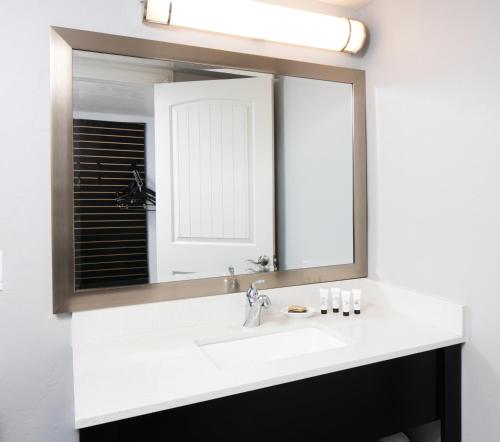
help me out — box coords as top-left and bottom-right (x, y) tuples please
(243, 280), (271, 328)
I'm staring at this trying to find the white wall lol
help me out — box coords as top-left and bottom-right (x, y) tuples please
(0, 1), (361, 441)
(275, 76), (354, 269)
(361, 0), (500, 440)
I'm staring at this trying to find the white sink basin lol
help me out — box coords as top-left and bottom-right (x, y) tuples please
(198, 326), (349, 369)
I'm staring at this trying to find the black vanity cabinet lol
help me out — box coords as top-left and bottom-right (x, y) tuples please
(80, 345), (461, 442)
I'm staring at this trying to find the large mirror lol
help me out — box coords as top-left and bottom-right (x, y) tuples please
(72, 50), (354, 289)
(51, 27), (366, 312)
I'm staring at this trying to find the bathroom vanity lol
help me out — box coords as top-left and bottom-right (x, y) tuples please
(49, 27), (465, 442)
(73, 280), (465, 442)
(79, 348), (460, 442)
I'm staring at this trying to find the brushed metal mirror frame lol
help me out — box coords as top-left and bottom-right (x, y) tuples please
(50, 26), (367, 314)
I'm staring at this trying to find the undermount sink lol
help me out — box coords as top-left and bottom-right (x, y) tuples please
(197, 326), (349, 369)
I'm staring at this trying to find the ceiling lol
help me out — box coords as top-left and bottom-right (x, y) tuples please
(72, 52), (256, 117)
(316, 0), (371, 9)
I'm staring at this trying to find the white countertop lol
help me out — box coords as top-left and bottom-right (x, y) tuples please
(72, 279), (465, 429)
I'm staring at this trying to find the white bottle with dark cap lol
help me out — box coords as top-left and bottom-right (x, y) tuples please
(341, 290), (351, 317)
(320, 288), (329, 314)
(331, 287), (341, 313)
(352, 289), (362, 314)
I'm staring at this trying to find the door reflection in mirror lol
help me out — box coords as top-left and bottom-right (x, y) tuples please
(154, 77), (274, 282)
(72, 50), (353, 288)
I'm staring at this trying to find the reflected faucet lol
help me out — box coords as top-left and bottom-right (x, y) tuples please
(246, 255), (271, 273)
(243, 280), (271, 328)
(224, 265), (240, 292)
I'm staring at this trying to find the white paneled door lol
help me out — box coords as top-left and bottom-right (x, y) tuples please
(155, 77), (274, 281)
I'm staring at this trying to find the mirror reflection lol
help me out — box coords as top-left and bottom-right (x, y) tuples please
(72, 51), (353, 290)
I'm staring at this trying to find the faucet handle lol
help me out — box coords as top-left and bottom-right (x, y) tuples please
(257, 293), (271, 309)
(247, 255), (270, 266)
(246, 280), (266, 305)
(250, 280), (265, 290)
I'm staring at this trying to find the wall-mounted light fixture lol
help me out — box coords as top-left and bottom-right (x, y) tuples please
(144, 0), (367, 54)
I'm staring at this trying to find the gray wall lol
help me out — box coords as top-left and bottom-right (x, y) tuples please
(275, 76), (354, 270)
(0, 1), (361, 441)
(361, 0), (500, 440)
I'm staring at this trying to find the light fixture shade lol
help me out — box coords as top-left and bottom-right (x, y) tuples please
(344, 19), (367, 54)
(144, 0), (367, 54)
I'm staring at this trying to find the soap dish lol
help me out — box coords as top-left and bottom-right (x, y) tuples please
(280, 306), (316, 319)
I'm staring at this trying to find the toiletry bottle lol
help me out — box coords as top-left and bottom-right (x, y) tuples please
(341, 290), (351, 317)
(331, 287), (341, 313)
(352, 289), (362, 315)
(320, 289), (329, 314)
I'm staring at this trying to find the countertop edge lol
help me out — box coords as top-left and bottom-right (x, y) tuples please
(75, 335), (465, 429)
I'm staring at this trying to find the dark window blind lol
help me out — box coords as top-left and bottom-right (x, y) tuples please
(73, 119), (149, 290)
